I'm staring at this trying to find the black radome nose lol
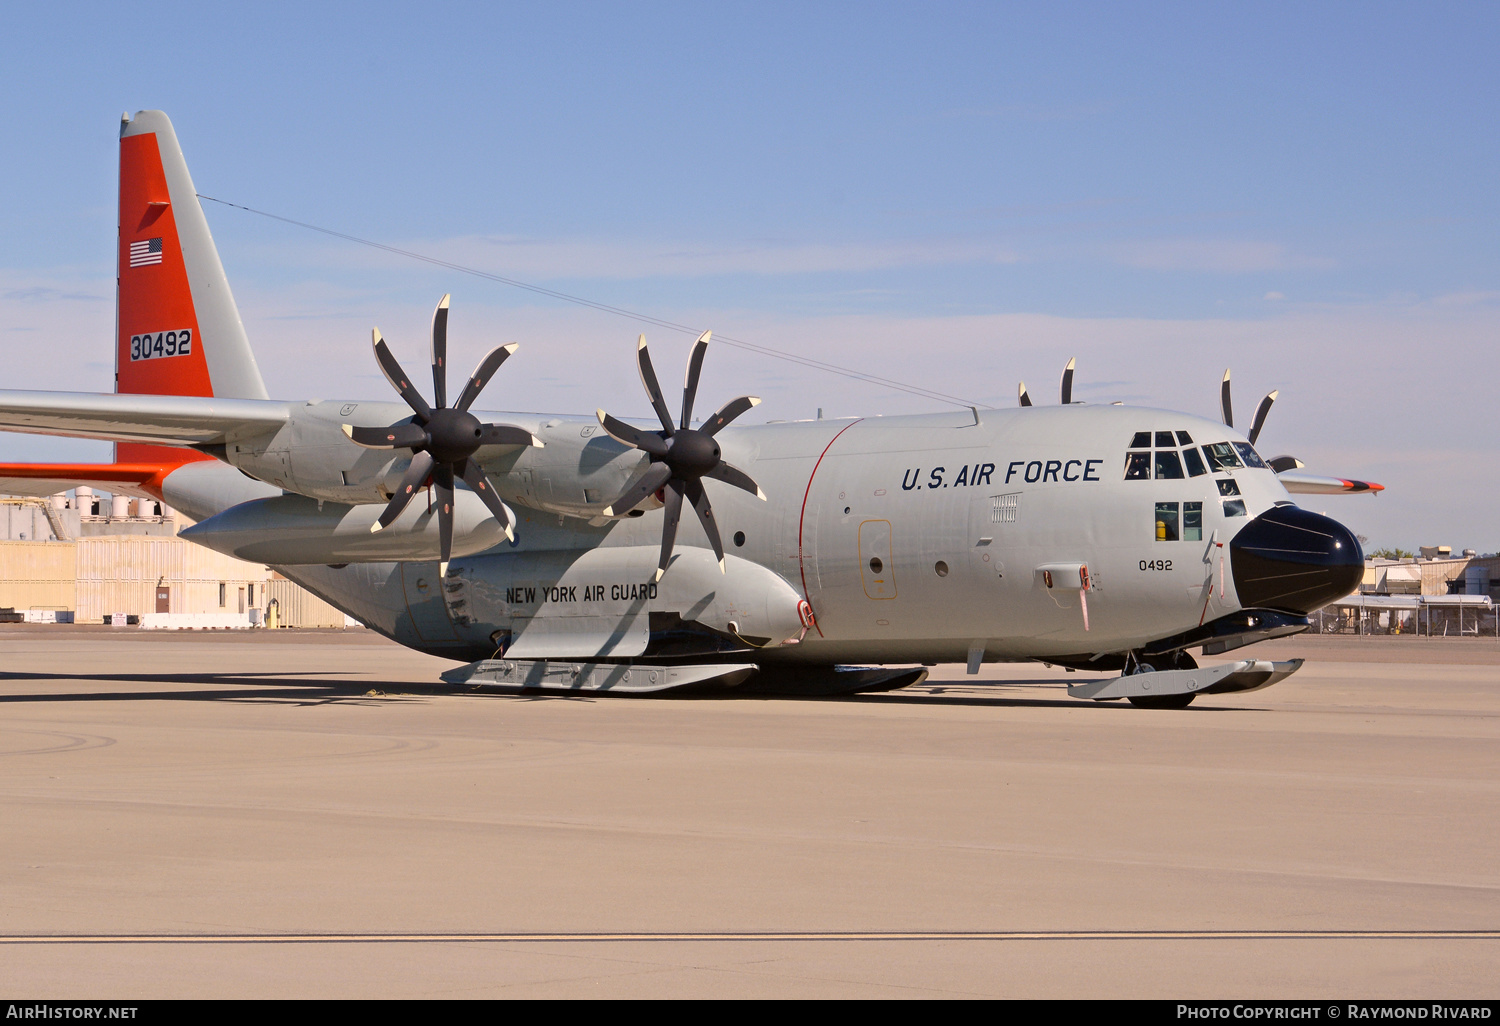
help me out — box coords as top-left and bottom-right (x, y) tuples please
(1229, 506), (1364, 614)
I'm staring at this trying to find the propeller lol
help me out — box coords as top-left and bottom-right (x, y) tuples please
(596, 331), (765, 582)
(1018, 382), (1032, 407)
(1219, 368), (1278, 446)
(341, 294), (541, 575)
(1060, 357), (1075, 405)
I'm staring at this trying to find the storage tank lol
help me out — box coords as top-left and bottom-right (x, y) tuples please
(110, 494), (130, 519)
(74, 486), (93, 513)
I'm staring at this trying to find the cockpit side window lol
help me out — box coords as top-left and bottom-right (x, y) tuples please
(1124, 452), (1151, 480)
(1182, 446), (1208, 477)
(1129, 431), (1151, 449)
(1154, 450), (1185, 479)
(1154, 431), (1176, 448)
(1175, 430), (1194, 445)
(1232, 441), (1269, 469)
(1205, 442), (1243, 469)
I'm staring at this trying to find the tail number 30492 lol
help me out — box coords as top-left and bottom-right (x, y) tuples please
(130, 329), (192, 361)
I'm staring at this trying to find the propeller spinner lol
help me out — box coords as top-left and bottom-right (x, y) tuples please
(342, 295), (540, 575)
(596, 331), (765, 582)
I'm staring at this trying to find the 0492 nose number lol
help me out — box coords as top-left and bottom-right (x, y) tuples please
(130, 328), (192, 361)
(1140, 559), (1173, 571)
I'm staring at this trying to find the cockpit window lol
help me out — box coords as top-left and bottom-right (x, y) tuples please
(1217, 478), (1241, 496)
(1232, 441), (1270, 469)
(1175, 430), (1194, 445)
(1154, 450), (1185, 479)
(1205, 442), (1243, 469)
(1124, 452), (1151, 480)
(1154, 431), (1176, 448)
(1182, 446), (1208, 477)
(1222, 499), (1248, 517)
(1129, 431), (1151, 449)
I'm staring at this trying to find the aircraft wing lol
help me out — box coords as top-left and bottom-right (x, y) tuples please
(1277, 470), (1384, 495)
(0, 390), (292, 446)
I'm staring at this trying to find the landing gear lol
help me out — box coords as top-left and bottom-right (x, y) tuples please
(1123, 652), (1198, 708)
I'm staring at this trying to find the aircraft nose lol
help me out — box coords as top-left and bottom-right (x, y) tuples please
(1229, 505), (1364, 614)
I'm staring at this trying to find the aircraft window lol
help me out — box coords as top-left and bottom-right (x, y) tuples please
(1129, 431), (1152, 449)
(1176, 430), (1194, 445)
(1222, 499), (1247, 517)
(1154, 431), (1176, 448)
(869, 556), (884, 574)
(1217, 479), (1241, 496)
(733, 531), (746, 547)
(1206, 442), (1243, 469)
(1124, 452), (1151, 480)
(1184, 501), (1203, 541)
(1154, 450), (1185, 479)
(1155, 502), (1179, 541)
(1182, 447), (1208, 477)
(1232, 441), (1270, 469)
(934, 560), (949, 577)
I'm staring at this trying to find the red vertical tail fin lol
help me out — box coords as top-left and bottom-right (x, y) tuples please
(116, 110), (267, 465)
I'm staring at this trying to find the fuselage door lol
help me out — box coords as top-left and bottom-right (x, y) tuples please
(859, 519), (896, 600)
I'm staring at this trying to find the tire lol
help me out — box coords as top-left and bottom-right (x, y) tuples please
(1128, 693), (1196, 709)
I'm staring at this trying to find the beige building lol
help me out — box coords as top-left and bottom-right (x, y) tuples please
(0, 493), (349, 628)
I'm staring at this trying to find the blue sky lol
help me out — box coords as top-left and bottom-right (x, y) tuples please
(1, 2), (1496, 548)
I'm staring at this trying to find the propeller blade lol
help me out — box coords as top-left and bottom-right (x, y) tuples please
(476, 423), (542, 448)
(702, 395), (760, 436)
(370, 450), (434, 532)
(372, 330), (433, 422)
(635, 335), (678, 436)
(680, 330), (711, 430)
(596, 410), (669, 457)
(1060, 357), (1075, 405)
(455, 343), (518, 413)
(1018, 382), (1033, 408)
(1220, 368), (1233, 428)
(602, 462), (672, 517)
(655, 480), (684, 581)
(684, 477), (725, 573)
(342, 422), (427, 450)
(431, 294), (450, 409)
(1267, 454), (1303, 474)
(433, 462), (455, 576)
(704, 460), (765, 499)
(1248, 390), (1278, 446)
(459, 458), (516, 542)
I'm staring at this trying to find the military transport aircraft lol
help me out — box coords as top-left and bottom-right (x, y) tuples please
(0, 111), (1378, 706)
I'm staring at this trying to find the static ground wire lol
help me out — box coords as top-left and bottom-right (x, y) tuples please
(197, 194), (992, 412)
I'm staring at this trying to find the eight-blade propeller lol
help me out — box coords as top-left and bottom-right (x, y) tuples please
(341, 294), (541, 575)
(595, 331), (765, 582)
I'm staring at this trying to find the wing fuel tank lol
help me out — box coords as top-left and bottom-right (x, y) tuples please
(179, 490), (510, 564)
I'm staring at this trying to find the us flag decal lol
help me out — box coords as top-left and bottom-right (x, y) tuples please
(128, 237), (163, 267)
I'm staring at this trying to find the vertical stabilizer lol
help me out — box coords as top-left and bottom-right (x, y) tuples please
(116, 110), (267, 461)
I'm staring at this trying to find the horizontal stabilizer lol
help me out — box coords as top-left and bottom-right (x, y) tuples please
(0, 461), (181, 501)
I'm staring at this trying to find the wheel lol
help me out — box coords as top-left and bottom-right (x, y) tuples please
(1128, 692), (1196, 709)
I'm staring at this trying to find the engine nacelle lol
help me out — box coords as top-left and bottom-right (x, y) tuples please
(179, 490), (510, 564)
